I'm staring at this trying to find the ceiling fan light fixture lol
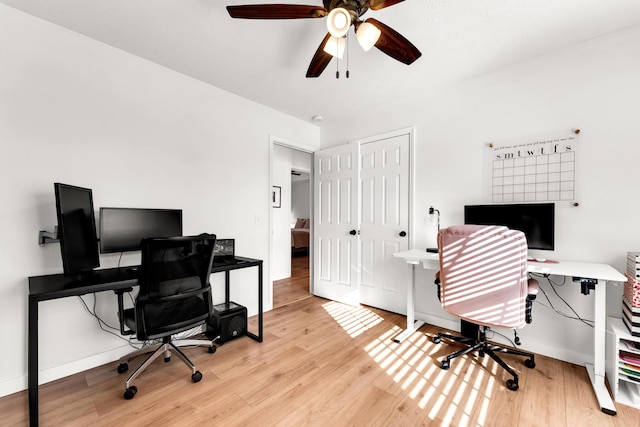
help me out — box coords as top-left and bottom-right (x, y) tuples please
(323, 36), (346, 58)
(356, 21), (381, 51)
(326, 8), (352, 37)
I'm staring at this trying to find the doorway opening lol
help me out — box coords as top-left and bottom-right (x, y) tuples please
(271, 143), (312, 309)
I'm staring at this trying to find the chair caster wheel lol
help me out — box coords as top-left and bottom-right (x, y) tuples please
(524, 359), (536, 369)
(117, 363), (128, 374)
(433, 336), (441, 344)
(124, 386), (138, 400)
(192, 371), (203, 382)
(208, 345), (216, 354)
(440, 360), (450, 370)
(506, 379), (519, 391)
(164, 357), (171, 363)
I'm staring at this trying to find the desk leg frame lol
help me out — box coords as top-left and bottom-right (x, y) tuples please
(223, 263), (263, 343)
(394, 263), (424, 343)
(28, 295), (39, 427)
(245, 263), (263, 342)
(590, 280), (616, 415)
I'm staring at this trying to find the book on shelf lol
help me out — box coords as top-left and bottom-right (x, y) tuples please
(622, 340), (640, 352)
(624, 274), (640, 307)
(623, 297), (640, 336)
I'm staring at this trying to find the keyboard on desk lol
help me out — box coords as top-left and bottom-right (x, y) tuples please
(212, 257), (244, 267)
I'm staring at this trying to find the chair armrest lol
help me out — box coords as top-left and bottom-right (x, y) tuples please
(525, 278), (539, 324)
(527, 278), (539, 300)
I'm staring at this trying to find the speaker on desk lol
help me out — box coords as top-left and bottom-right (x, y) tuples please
(206, 301), (247, 344)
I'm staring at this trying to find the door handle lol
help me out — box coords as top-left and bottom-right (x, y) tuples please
(349, 230), (358, 235)
(399, 231), (407, 237)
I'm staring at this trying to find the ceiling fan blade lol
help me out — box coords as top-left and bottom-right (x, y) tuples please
(367, 18), (421, 65)
(306, 33), (333, 78)
(368, 0), (405, 11)
(227, 4), (327, 19)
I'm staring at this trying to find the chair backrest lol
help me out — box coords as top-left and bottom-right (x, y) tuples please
(437, 225), (529, 329)
(135, 234), (216, 340)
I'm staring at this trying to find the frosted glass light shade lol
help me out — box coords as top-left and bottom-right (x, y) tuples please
(356, 21), (381, 51)
(326, 8), (351, 37)
(323, 36), (345, 58)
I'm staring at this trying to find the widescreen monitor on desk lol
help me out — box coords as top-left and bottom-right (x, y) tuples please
(464, 202), (555, 251)
(99, 207), (183, 253)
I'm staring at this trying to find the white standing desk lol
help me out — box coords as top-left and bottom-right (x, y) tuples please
(391, 249), (439, 343)
(392, 249), (625, 416)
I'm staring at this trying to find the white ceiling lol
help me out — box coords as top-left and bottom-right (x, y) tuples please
(2, 0), (640, 125)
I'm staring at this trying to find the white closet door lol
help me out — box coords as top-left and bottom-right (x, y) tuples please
(312, 130), (411, 313)
(358, 133), (410, 314)
(312, 142), (360, 306)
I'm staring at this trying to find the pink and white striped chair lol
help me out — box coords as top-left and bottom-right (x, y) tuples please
(433, 225), (539, 391)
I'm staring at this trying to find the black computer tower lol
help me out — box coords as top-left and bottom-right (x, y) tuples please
(461, 319), (479, 340)
(206, 301), (247, 344)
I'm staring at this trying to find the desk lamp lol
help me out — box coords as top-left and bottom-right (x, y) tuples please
(426, 206), (440, 253)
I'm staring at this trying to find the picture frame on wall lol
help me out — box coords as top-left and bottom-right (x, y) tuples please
(272, 186), (281, 208)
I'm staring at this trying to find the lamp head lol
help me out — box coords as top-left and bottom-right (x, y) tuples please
(355, 21), (381, 51)
(323, 36), (346, 58)
(326, 8), (352, 38)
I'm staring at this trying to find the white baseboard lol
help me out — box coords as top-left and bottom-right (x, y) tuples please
(1, 325), (210, 399)
(0, 345), (132, 398)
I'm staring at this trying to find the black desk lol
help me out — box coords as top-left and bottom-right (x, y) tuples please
(28, 256), (263, 427)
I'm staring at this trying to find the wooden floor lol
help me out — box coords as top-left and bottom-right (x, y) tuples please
(4, 294), (640, 426)
(273, 254), (310, 309)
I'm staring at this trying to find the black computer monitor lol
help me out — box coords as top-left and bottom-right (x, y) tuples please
(54, 183), (100, 276)
(464, 203), (555, 250)
(99, 207), (183, 253)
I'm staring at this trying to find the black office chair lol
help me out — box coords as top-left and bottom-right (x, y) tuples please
(116, 234), (217, 400)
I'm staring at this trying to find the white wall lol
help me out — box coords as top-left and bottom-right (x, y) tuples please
(291, 179), (311, 224)
(321, 25), (640, 365)
(0, 5), (319, 397)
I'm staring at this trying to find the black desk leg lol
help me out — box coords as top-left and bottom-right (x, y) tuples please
(28, 296), (38, 427)
(258, 262), (263, 342)
(243, 263), (263, 343)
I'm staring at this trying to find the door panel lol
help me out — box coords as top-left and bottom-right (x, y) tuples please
(312, 142), (359, 306)
(358, 134), (410, 314)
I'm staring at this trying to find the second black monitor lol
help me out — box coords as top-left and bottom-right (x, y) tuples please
(99, 207), (182, 253)
(464, 202), (555, 251)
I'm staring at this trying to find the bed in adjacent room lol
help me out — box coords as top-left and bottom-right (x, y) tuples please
(291, 218), (310, 254)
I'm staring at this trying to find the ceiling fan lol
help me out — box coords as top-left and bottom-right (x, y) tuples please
(226, 1), (422, 78)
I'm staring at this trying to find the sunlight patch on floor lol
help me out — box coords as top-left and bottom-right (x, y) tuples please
(321, 301), (383, 338)
(322, 300), (497, 427)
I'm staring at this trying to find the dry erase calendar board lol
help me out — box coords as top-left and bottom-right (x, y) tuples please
(489, 131), (579, 203)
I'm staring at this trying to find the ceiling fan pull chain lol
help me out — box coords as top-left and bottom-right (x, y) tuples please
(335, 36), (340, 79)
(346, 33), (350, 78)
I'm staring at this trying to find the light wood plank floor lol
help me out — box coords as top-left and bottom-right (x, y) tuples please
(5, 296), (640, 426)
(273, 254), (310, 309)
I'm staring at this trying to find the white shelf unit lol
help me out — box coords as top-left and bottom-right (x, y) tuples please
(606, 317), (640, 409)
